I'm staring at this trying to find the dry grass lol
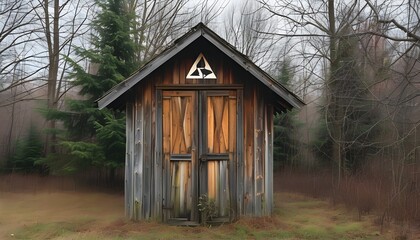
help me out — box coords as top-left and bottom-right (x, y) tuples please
(0, 172), (124, 193)
(0, 192), (123, 237)
(275, 170), (420, 239)
(0, 174), (395, 240)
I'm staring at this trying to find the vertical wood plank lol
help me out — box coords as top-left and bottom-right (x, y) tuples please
(171, 162), (179, 217)
(228, 64), (233, 84)
(199, 91), (207, 199)
(228, 91), (237, 220)
(150, 81), (155, 219)
(207, 98), (214, 152)
(173, 60), (179, 84)
(154, 88), (162, 219)
(133, 92), (144, 220)
(222, 98), (229, 150)
(180, 58), (186, 84)
(216, 58), (223, 84)
(254, 89), (264, 216)
(125, 103), (134, 219)
(265, 104), (274, 215)
(221, 96), (229, 216)
(162, 96), (171, 221)
(183, 97), (192, 151)
(218, 58), (224, 84)
(143, 83), (152, 218)
(244, 85), (254, 215)
(236, 89), (244, 217)
(163, 64), (171, 85)
(191, 92), (198, 221)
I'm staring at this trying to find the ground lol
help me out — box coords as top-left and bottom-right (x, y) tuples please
(0, 187), (400, 240)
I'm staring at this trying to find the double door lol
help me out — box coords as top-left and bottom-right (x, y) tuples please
(161, 90), (237, 224)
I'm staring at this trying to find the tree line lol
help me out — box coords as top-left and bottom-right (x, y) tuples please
(263, 0), (420, 228)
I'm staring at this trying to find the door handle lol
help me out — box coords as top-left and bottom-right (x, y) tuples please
(199, 155), (207, 162)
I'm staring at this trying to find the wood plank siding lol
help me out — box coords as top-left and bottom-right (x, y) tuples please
(123, 39), (277, 222)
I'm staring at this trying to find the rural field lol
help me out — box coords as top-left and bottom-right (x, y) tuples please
(0, 175), (404, 240)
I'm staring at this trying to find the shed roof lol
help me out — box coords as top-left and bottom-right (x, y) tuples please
(97, 23), (304, 110)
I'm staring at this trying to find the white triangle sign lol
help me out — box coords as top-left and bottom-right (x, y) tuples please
(186, 53), (216, 79)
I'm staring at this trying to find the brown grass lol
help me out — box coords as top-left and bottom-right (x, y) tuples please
(0, 173), (399, 240)
(0, 172), (124, 193)
(0, 191), (123, 236)
(274, 168), (420, 239)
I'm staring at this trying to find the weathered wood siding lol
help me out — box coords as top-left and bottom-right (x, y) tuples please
(240, 76), (274, 217)
(125, 103), (134, 219)
(125, 39), (276, 221)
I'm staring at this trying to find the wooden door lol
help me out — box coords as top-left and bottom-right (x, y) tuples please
(161, 90), (237, 224)
(162, 91), (198, 224)
(200, 90), (237, 222)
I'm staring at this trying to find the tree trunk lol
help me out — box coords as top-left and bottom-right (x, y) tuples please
(327, 0), (343, 183)
(44, 0), (60, 156)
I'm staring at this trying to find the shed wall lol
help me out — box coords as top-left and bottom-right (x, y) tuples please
(125, 42), (275, 221)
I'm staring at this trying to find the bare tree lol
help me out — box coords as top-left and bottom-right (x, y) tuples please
(33, 0), (92, 154)
(127, 0), (226, 64)
(0, 0), (44, 95)
(361, 1), (420, 198)
(1, 0), (92, 108)
(127, 0), (192, 63)
(258, 0), (358, 179)
(259, 0), (420, 202)
(222, 0), (277, 68)
(197, 0), (227, 25)
(0, 0), (45, 163)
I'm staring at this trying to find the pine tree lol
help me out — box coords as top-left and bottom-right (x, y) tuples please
(8, 126), (43, 173)
(42, 0), (136, 176)
(74, 0), (136, 100)
(272, 58), (301, 169)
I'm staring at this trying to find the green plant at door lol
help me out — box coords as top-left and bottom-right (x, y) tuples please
(198, 194), (217, 225)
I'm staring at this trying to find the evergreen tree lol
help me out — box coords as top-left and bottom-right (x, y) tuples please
(272, 58), (301, 169)
(314, 26), (380, 175)
(74, 0), (136, 101)
(41, 0), (136, 175)
(8, 126), (43, 173)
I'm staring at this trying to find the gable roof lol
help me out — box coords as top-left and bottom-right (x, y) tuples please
(97, 23), (304, 110)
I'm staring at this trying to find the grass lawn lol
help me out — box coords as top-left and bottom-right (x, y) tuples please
(0, 190), (395, 239)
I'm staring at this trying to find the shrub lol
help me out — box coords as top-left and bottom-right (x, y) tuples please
(8, 126), (43, 173)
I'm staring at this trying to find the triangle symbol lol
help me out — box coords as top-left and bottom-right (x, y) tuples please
(186, 53), (216, 79)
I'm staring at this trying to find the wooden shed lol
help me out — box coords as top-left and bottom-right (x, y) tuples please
(98, 23), (304, 224)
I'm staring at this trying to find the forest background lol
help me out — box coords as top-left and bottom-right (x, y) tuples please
(0, 0), (419, 232)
